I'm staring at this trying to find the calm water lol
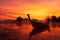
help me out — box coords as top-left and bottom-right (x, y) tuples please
(0, 23), (60, 40)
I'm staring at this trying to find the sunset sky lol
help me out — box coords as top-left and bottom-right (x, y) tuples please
(0, 0), (60, 20)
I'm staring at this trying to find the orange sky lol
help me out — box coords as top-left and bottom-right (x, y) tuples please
(0, 0), (60, 20)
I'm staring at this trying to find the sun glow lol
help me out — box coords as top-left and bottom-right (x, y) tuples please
(0, 0), (60, 20)
(20, 9), (47, 20)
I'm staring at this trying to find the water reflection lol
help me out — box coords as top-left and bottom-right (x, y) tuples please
(0, 22), (60, 40)
(51, 22), (60, 28)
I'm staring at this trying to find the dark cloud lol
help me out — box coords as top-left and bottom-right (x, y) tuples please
(0, 0), (13, 3)
(0, 13), (6, 16)
(0, 13), (15, 18)
(22, 0), (53, 3)
(0, 9), (17, 18)
(0, 8), (23, 15)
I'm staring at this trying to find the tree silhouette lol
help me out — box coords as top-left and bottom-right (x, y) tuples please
(46, 17), (51, 23)
(16, 16), (22, 22)
(57, 16), (60, 27)
(57, 16), (60, 22)
(51, 16), (57, 22)
(51, 16), (57, 27)
(16, 16), (23, 26)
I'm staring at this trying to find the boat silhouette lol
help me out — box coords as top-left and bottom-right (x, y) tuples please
(27, 14), (50, 39)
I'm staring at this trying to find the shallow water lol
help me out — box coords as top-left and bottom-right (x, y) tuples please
(0, 23), (60, 40)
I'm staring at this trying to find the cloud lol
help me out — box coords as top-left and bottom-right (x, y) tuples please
(0, 0), (60, 20)
(0, 0), (13, 3)
(0, 12), (16, 19)
(22, 0), (53, 2)
(0, 8), (19, 18)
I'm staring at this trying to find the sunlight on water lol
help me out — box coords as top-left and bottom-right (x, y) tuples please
(19, 24), (33, 34)
(0, 23), (60, 40)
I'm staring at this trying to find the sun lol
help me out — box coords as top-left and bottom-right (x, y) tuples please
(22, 9), (49, 20)
(23, 9), (47, 14)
